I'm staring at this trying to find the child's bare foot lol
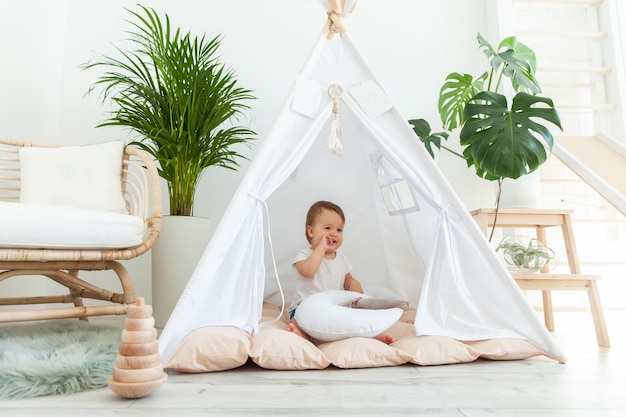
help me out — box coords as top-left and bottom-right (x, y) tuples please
(287, 320), (311, 342)
(374, 333), (393, 345)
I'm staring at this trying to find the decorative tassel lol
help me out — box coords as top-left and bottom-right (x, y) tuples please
(328, 118), (343, 156)
(327, 83), (344, 156)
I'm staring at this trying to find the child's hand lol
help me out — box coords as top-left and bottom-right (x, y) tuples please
(324, 233), (337, 248)
(316, 233), (333, 251)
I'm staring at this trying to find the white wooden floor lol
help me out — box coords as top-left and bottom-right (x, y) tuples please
(1, 309), (624, 417)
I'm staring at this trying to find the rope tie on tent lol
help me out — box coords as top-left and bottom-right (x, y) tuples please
(249, 193), (286, 328)
(327, 83), (344, 156)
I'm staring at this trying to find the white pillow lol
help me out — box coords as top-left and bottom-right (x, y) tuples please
(19, 141), (128, 213)
(357, 285), (409, 309)
(294, 290), (402, 342)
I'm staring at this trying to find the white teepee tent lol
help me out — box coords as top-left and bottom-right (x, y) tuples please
(158, 0), (565, 363)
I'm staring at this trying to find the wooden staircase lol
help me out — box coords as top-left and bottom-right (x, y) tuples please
(505, 0), (626, 217)
(497, 0), (626, 313)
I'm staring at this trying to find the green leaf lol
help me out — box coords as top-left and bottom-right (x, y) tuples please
(477, 33), (540, 94)
(409, 118), (449, 158)
(459, 91), (562, 179)
(438, 72), (487, 131)
(82, 5), (256, 216)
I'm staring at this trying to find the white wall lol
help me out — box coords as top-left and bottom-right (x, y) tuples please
(0, 0), (494, 303)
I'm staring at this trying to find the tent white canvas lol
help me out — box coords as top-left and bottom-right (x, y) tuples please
(158, 2), (565, 363)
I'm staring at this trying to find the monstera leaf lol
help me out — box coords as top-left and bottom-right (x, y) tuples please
(460, 91), (562, 180)
(438, 72), (487, 131)
(409, 118), (451, 158)
(477, 33), (540, 95)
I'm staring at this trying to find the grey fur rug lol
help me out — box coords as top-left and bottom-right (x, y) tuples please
(0, 319), (121, 399)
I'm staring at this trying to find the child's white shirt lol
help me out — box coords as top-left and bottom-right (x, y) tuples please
(292, 248), (352, 305)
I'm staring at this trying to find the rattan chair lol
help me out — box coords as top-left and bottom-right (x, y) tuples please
(0, 137), (162, 322)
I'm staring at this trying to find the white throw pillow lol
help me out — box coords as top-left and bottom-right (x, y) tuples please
(294, 290), (402, 342)
(357, 285), (409, 309)
(19, 141), (128, 213)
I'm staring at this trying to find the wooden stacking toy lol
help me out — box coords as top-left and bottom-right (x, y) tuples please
(108, 298), (167, 398)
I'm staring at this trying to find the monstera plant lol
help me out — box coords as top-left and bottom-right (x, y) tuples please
(410, 33), (562, 240)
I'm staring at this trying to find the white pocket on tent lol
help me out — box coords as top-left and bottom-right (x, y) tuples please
(348, 79), (393, 119)
(291, 75), (324, 118)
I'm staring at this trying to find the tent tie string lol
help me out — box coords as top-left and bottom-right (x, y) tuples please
(327, 83), (344, 156)
(249, 193), (286, 328)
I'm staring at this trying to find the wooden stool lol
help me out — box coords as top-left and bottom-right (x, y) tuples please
(470, 208), (610, 347)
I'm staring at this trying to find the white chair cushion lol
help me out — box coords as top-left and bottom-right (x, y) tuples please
(0, 202), (144, 249)
(18, 141), (129, 214)
(294, 290), (403, 342)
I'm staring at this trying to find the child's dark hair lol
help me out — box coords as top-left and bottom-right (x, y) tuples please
(305, 201), (345, 244)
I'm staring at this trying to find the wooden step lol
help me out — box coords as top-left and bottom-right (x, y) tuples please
(537, 66), (612, 74)
(512, 273), (609, 347)
(513, 273), (600, 291)
(516, 30), (607, 39)
(513, 0), (603, 4)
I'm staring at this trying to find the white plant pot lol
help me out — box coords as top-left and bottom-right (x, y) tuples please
(151, 215), (211, 328)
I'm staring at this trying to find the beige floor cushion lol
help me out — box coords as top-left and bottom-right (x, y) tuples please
(164, 302), (545, 373)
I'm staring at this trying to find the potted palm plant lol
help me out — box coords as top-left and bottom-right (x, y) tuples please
(82, 5), (256, 326)
(410, 33), (562, 241)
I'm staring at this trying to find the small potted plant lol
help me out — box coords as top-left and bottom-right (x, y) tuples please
(496, 235), (556, 274)
(410, 33), (562, 241)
